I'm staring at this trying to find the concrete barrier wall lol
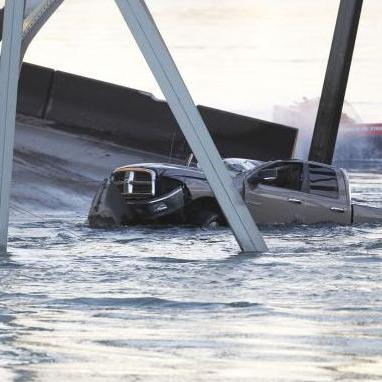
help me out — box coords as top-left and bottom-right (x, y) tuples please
(198, 106), (296, 160)
(45, 70), (181, 156)
(17, 62), (297, 160)
(17, 63), (54, 118)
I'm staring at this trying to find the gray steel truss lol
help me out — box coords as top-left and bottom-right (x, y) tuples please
(22, 0), (64, 58)
(114, 0), (267, 252)
(0, 0), (267, 253)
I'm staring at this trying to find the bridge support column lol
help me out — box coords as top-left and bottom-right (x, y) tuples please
(0, 0), (25, 252)
(114, 0), (267, 252)
(309, 0), (363, 164)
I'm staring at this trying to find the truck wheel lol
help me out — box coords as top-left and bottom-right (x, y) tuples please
(192, 210), (222, 228)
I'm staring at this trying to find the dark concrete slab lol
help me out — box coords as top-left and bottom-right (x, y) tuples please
(17, 62), (297, 161)
(198, 105), (297, 161)
(45, 70), (179, 157)
(17, 63), (54, 118)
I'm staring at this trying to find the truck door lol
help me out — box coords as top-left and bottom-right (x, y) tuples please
(244, 161), (308, 224)
(244, 162), (352, 225)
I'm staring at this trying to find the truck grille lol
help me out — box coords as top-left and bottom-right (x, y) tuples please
(113, 168), (156, 198)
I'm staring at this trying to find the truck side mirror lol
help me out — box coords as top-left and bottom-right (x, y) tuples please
(248, 168), (278, 185)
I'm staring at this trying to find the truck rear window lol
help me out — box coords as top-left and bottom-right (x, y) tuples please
(308, 165), (339, 199)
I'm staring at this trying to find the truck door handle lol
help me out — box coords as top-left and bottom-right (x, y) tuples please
(330, 207), (345, 213)
(288, 198), (302, 204)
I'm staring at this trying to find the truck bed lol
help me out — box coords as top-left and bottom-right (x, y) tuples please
(352, 204), (382, 224)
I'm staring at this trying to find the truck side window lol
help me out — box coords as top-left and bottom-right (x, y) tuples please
(308, 165), (339, 198)
(259, 162), (303, 191)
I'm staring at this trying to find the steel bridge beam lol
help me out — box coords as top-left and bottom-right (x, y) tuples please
(0, 0), (64, 252)
(309, 0), (363, 164)
(1, 1), (64, 55)
(114, 0), (267, 252)
(21, 0), (64, 58)
(0, 0), (25, 252)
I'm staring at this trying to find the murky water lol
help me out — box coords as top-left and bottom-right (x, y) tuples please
(1, 1), (382, 380)
(1, 164), (382, 381)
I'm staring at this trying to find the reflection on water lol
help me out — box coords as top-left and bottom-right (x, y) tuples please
(1, 165), (382, 381)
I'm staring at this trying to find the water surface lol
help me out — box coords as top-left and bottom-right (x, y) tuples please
(1, 1), (382, 380)
(1, 164), (382, 381)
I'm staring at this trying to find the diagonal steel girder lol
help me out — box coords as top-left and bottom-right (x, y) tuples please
(114, 0), (267, 252)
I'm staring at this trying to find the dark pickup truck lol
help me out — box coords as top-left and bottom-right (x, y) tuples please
(88, 158), (382, 228)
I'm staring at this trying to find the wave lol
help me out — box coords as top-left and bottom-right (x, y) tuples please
(49, 296), (262, 311)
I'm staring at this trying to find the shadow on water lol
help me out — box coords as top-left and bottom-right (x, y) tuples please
(0, 252), (22, 270)
(49, 296), (264, 312)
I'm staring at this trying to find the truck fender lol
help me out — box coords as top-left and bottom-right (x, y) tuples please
(88, 178), (131, 228)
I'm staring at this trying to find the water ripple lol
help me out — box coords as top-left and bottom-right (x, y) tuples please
(1, 163), (382, 381)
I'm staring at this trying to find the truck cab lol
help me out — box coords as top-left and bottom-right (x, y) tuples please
(244, 160), (352, 225)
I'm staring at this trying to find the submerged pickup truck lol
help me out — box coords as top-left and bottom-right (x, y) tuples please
(88, 158), (382, 228)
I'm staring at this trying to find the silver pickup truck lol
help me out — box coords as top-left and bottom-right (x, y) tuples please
(88, 158), (382, 228)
